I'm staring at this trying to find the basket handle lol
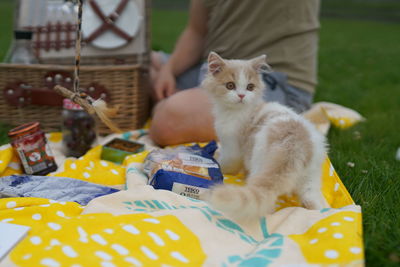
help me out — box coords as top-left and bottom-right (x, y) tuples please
(3, 72), (110, 107)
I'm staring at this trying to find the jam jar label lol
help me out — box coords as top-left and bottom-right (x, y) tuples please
(13, 131), (56, 175)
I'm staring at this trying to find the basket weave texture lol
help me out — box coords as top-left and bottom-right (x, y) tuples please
(0, 63), (150, 135)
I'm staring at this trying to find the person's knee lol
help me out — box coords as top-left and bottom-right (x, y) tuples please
(149, 98), (184, 146)
(149, 88), (216, 146)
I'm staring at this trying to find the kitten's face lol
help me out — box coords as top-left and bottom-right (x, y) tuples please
(203, 52), (270, 108)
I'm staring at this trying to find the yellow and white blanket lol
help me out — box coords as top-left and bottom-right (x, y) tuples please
(0, 103), (365, 266)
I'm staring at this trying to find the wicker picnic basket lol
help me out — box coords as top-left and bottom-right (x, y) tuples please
(0, 0), (151, 135)
(0, 63), (150, 134)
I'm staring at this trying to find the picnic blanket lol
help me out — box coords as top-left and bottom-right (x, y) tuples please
(0, 102), (365, 266)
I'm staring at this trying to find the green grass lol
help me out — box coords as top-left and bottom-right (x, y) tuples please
(315, 18), (400, 266)
(1, 4), (400, 266)
(151, 9), (188, 52)
(0, 0), (15, 143)
(0, 1), (14, 61)
(321, 0), (400, 21)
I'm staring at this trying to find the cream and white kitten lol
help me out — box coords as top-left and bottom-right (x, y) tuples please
(202, 52), (329, 220)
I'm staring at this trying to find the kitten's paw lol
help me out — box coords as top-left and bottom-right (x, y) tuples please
(299, 186), (330, 210)
(302, 194), (329, 210)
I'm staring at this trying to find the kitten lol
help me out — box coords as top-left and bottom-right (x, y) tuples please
(202, 52), (329, 220)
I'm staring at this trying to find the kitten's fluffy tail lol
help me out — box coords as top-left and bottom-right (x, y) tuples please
(205, 182), (278, 221)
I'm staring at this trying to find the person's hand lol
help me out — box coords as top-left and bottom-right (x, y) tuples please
(153, 65), (177, 101)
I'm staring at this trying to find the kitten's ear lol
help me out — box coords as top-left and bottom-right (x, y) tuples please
(251, 55), (272, 74)
(208, 52), (225, 76)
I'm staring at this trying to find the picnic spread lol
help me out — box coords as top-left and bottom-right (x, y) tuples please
(0, 1), (366, 266)
(0, 102), (365, 266)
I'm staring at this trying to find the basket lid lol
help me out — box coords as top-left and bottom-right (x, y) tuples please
(82, 0), (143, 49)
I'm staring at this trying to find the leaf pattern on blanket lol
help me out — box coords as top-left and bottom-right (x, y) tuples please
(290, 211), (363, 264)
(224, 233), (283, 267)
(0, 197), (206, 266)
(123, 200), (258, 244)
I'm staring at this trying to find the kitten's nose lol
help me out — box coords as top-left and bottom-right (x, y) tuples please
(238, 94), (245, 100)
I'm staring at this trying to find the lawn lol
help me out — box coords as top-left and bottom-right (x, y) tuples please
(316, 19), (400, 266)
(1, 3), (400, 266)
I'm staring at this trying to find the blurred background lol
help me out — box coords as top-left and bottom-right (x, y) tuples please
(0, 0), (400, 266)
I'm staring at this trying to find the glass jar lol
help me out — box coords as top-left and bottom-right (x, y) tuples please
(8, 122), (57, 175)
(62, 99), (97, 157)
(5, 30), (39, 64)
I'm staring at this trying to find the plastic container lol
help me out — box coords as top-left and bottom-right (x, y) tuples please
(5, 30), (39, 64)
(62, 99), (97, 157)
(101, 138), (145, 164)
(8, 122), (57, 175)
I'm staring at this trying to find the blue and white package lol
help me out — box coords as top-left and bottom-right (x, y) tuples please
(143, 141), (224, 199)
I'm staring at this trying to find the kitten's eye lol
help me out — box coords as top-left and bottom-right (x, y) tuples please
(226, 82), (236, 90)
(247, 83), (255, 91)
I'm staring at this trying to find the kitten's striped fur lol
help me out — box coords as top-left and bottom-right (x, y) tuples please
(202, 52), (328, 220)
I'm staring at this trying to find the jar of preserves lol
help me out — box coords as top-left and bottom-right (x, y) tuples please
(62, 99), (97, 157)
(8, 122), (57, 175)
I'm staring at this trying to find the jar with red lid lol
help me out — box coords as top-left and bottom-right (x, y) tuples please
(8, 122), (57, 175)
(62, 99), (97, 157)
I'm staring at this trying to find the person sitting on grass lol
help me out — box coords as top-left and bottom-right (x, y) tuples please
(149, 0), (321, 146)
